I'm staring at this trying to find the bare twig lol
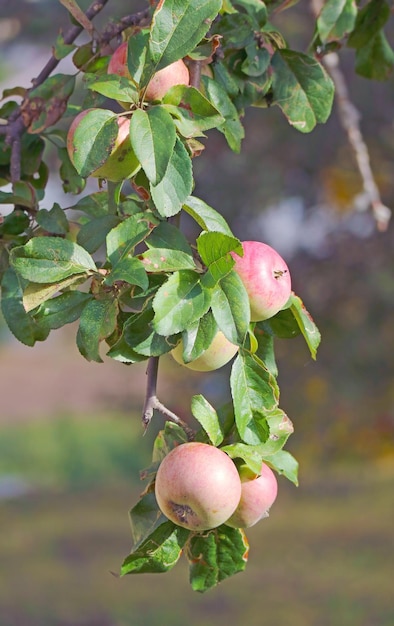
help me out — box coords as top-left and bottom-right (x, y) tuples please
(142, 356), (194, 439)
(322, 53), (391, 231)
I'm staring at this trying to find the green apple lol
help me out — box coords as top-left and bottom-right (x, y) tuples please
(171, 330), (238, 372)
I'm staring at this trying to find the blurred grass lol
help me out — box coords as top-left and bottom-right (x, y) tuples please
(0, 415), (394, 626)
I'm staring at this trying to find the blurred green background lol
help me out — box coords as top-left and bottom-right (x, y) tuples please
(1, 1), (394, 625)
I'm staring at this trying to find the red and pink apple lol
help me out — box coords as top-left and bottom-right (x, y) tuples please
(171, 330), (238, 372)
(67, 109), (140, 182)
(231, 241), (292, 321)
(154, 442), (242, 531)
(108, 40), (190, 102)
(225, 461), (278, 529)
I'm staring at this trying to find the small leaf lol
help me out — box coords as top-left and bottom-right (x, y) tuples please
(22, 74), (76, 133)
(197, 231), (242, 284)
(191, 395), (224, 446)
(129, 107), (177, 185)
(183, 196), (234, 236)
(201, 75), (245, 152)
(85, 73), (139, 104)
(186, 526), (249, 593)
(77, 215), (121, 254)
(347, 0), (390, 49)
(122, 307), (179, 357)
(76, 297), (119, 362)
(178, 310), (218, 362)
(23, 275), (88, 312)
(162, 85), (224, 136)
(289, 293), (321, 359)
(36, 203), (69, 235)
(10, 237), (96, 284)
(271, 49), (334, 132)
(68, 191), (110, 217)
(58, 146), (86, 194)
(104, 256), (148, 290)
(317, 0), (357, 43)
(354, 30), (394, 81)
(106, 214), (152, 265)
(153, 270), (211, 336)
(150, 137), (193, 218)
(141, 221), (195, 272)
(266, 449), (299, 486)
(34, 291), (92, 329)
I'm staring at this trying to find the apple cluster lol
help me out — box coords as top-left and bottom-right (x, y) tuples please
(66, 41), (190, 181)
(154, 442), (278, 531)
(172, 240), (292, 371)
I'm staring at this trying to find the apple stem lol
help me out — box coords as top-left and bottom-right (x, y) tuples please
(142, 356), (194, 439)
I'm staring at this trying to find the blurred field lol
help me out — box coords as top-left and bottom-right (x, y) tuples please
(1, 413), (394, 626)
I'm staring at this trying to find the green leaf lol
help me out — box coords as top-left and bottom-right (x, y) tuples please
(177, 310), (218, 362)
(316, 0), (357, 43)
(121, 520), (189, 575)
(36, 203), (69, 235)
(153, 270), (211, 335)
(266, 449), (299, 485)
(141, 221), (195, 272)
(289, 293), (321, 359)
(201, 75), (245, 152)
(197, 231), (242, 284)
(191, 394), (224, 446)
(128, 492), (164, 548)
(129, 107), (177, 185)
(77, 215), (121, 254)
(76, 297), (119, 362)
(27, 74), (76, 133)
(104, 256), (148, 290)
(271, 49), (334, 132)
(347, 0), (390, 49)
(151, 421), (190, 466)
(126, 30), (150, 85)
(58, 146), (86, 194)
(354, 30), (394, 80)
(122, 307), (179, 357)
(106, 214), (152, 265)
(210, 270), (250, 345)
(68, 191), (110, 217)
(22, 275), (89, 312)
(162, 85), (224, 136)
(186, 526), (249, 592)
(10, 237), (96, 284)
(85, 73), (138, 104)
(230, 353), (279, 444)
(147, 0), (222, 72)
(53, 32), (77, 60)
(68, 108), (118, 177)
(34, 291), (92, 329)
(150, 137), (193, 218)
(182, 196), (234, 236)
(0, 268), (50, 346)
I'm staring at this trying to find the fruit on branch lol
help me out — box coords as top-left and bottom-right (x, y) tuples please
(231, 241), (292, 321)
(225, 462), (278, 529)
(66, 110), (140, 182)
(171, 330), (238, 372)
(155, 442), (242, 531)
(107, 41), (190, 101)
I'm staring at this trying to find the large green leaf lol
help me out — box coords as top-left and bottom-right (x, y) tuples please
(197, 231), (242, 284)
(150, 137), (193, 218)
(10, 237), (96, 284)
(201, 75), (245, 152)
(162, 85), (224, 136)
(141, 221), (195, 272)
(76, 296), (119, 362)
(354, 30), (394, 81)
(271, 49), (334, 132)
(34, 291), (92, 330)
(177, 310), (218, 363)
(186, 526), (249, 593)
(210, 270), (250, 345)
(147, 0), (222, 72)
(104, 256), (149, 290)
(152, 270), (211, 335)
(347, 0), (390, 49)
(230, 353), (279, 444)
(129, 107), (176, 185)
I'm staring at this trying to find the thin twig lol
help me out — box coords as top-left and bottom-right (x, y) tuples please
(142, 356), (194, 439)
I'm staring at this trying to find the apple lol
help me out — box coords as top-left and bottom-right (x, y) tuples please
(108, 41), (190, 101)
(225, 462), (278, 529)
(66, 109), (140, 182)
(154, 442), (242, 531)
(231, 241), (292, 321)
(171, 330), (238, 372)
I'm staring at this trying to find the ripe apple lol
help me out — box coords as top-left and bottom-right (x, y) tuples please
(231, 241), (292, 321)
(225, 462), (278, 529)
(154, 442), (242, 531)
(66, 109), (140, 182)
(171, 330), (238, 372)
(108, 41), (190, 101)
